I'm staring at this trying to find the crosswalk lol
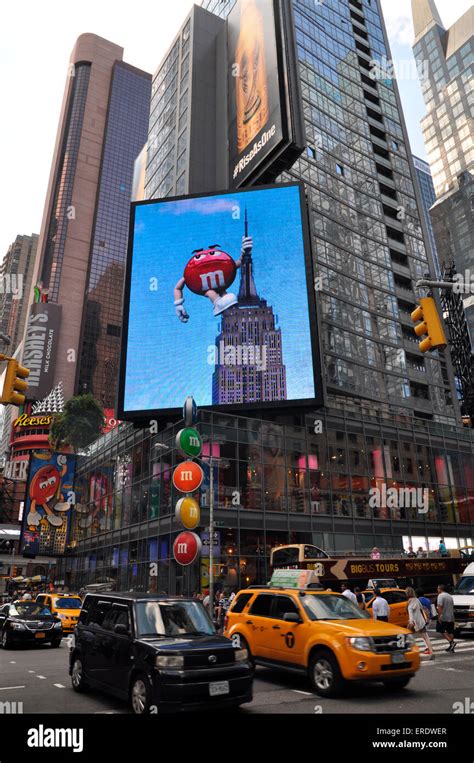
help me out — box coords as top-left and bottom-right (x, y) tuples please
(416, 633), (474, 657)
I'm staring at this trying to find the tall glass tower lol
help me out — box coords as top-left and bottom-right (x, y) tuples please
(201, 0), (458, 423)
(411, 0), (474, 349)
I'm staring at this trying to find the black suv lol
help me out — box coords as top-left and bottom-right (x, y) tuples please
(69, 592), (253, 713)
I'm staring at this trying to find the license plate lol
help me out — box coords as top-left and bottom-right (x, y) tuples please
(209, 681), (229, 697)
(35, 632), (46, 639)
(391, 652), (405, 664)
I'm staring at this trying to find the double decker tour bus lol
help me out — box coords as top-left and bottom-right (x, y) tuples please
(270, 544), (467, 594)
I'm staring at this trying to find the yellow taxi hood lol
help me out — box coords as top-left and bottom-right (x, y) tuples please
(312, 617), (409, 637)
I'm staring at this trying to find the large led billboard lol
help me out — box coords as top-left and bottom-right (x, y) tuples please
(227, 0), (304, 188)
(118, 183), (322, 420)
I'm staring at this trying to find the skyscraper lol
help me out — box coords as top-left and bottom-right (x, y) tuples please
(58, 0), (473, 594)
(412, 156), (440, 275)
(411, 0), (474, 347)
(0, 234), (38, 351)
(212, 211), (287, 404)
(22, 34), (152, 405)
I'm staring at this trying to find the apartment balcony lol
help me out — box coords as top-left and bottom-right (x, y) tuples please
(395, 284), (415, 301)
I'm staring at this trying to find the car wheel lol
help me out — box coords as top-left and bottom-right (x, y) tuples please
(309, 650), (346, 698)
(71, 656), (89, 692)
(1, 630), (11, 649)
(130, 675), (153, 715)
(51, 639), (62, 648)
(382, 676), (411, 691)
(234, 634), (254, 668)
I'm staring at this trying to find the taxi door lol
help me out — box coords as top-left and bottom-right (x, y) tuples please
(245, 593), (276, 658)
(389, 591), (409, 627)
(268, 595), (304, 665)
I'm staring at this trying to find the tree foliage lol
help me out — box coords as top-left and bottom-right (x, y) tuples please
(49, 394), (104, 453)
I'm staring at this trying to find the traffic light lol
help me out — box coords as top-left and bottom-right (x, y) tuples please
(0, 357), (30, 405)
(410, 297), (447, 353)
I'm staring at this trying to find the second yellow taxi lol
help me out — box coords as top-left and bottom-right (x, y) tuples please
(224, 573), (420, 697)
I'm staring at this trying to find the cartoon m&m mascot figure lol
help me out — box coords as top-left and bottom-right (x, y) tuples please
(173, 236), (252, 322)
(27, 455), (69, 528)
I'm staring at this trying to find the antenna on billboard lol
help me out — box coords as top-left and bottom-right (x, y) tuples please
(244, 207), (248, 238)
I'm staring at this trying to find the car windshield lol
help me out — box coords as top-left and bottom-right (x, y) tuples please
(54, 597), (81, 609)
(11, 603), (52, 617)
(136, 600), (215, 638)
(302, 594), (369, 621)
(454, 576), (474, 595)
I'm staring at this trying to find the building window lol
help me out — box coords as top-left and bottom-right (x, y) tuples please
(307, 146), (316, 159)
(336, 163), (344, 176)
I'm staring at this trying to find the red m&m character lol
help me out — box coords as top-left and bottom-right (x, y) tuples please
(173, 237), (252, 321)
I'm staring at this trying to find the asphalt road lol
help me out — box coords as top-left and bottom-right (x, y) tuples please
(0, 630), (473, 715)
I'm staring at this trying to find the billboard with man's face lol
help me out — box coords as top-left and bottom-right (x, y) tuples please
(228, 0), (304, 187)
(118, 182), (322, 420)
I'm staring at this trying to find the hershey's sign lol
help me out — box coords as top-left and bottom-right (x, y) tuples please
(22, 303), (61, 400)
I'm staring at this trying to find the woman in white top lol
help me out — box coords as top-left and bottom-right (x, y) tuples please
(406, 587), (434, 659)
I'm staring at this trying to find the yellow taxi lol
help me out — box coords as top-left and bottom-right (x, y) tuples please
(224, 572), (420, 697)
(362, 588), (409, 628)
(35, 593), (82, 633)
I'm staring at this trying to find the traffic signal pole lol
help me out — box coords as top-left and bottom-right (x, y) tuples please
(415, 279), (468, 292)
(209, 460), (214, 624)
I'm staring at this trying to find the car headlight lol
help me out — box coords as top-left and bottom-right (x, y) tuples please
(57, 614), (67, 619)
(346, 637), (373, 651)
(54, 622), (62, 628)
(155, 655), (184, 668)
(234, 648), (248, 662)
(10, 622), (26, 630)
(406, 633), (417, 646)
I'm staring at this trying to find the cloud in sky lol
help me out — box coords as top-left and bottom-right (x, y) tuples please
(163, 198), (238, 216)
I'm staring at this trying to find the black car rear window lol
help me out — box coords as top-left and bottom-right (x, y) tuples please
(230, 593), (253, 613)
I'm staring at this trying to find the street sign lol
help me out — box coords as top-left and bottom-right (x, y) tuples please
(173, 531), (202, 565)
(172, 461), (204, 493)
(175, 496), (200, 529)
(183, 396), (197, 427)
(176, 427), (202, 458)
(201, 530), (221, 558)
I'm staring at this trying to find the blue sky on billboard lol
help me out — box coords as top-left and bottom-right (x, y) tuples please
(0, 0), (470, 249)
(123, 184), (316, 412)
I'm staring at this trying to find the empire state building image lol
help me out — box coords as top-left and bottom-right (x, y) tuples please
(212, 210), (287, 404)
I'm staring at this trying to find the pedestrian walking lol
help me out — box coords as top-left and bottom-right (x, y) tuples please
(436, 584), (456, 652)
(216, 590), (230, 633)
(371, 588), (390, 622)
(406, 587), (434, 659)
(416, 588), (436, 621)
(341, 583), (357, 605)
(354, 586), (366, 611)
